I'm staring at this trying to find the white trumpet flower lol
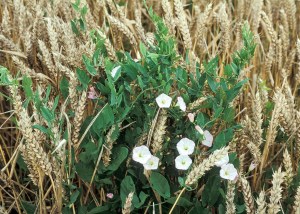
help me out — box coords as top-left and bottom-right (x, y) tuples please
(155, 93), (172, 108)
(132, 145), (152, 164)
(176, 138), (195, 155)
(175, 155), (192, 170)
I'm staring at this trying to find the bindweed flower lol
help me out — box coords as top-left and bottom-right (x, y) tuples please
(215, 152), (229, 167)
(176, 97), (186, 112)
(106, 193), (114, 199)
(155, 93), (172, 108)
(187, 113), (195, 122)
(132, 145), (152, 164)
(176, 138), (195, 155)
(248, 162), (257, 172)
(220, 163), (238, 181)
(175, 155), (192, 170)
(202, 130), (213, 147)
(111, 65), (121, 78)
(195, 125), (204, 135)
(143, 155), (159, 170)
(87, 86), (97, 99)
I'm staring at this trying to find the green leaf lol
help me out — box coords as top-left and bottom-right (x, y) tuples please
(76, 68), (90, 89)
(76, 161), (94, 182)
(32, 124), (49, 135)
(149, 172), (170, 198)
(87, 205), (110, 214)
(218, 204), (225, 214)
(105, 146), (128, 172)
(212, 128), (234, 151)
(202, 176), (221, 206)
(60, 76), (69, 99)
(120, 176), (137, 208)
(207, 76), (219, 93)
(83, 54), (97, 76)
(40, 106), (54, 124)
(222, 107), (235, 122)
(166, 197), (193, 207)
(71, 20), (79, 35)
(79, 18), (86, 31)
(140, 42), (147, 57)
(70, 190), (80, 204)
(81, 5), (88, 16)
(92, 105), (114, 132)
(22, 75), (33, 99)
(21, 201), (36, 214)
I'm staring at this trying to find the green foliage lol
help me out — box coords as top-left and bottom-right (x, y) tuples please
(71, 0), (88, 35)
(150, 172), (171, 198)
(72, 13), (256, 211)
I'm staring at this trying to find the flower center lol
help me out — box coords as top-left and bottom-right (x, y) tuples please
(138, 153), (143, 158)
(161, 100), (166, 104)
(184, 146), (188, 150)
(225, 171), (229, 176)
(182, 161), (186, 165)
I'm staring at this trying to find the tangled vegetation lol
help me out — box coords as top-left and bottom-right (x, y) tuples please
(0, 0), (300, 213)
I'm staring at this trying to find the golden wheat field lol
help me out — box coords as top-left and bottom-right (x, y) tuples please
(0, 0), (300, 213)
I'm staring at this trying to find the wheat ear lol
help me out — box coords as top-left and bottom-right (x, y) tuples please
(268, 168), (286, 214)
(226, 181), (236, 214)
(122, 192), (134, 214)
(174, 0), (192, 50)
(293, 185), (300, 213)
(185, 147), (229, 187)
(256, 190), (267, 214)
(151, 109), (168, 155)
(283, 149), (293, 186)
(72, 91), (86, 146)
(240, 176), (255, 214)
(102, 124), (118, 167)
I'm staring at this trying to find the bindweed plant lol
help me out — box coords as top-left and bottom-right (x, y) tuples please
(69, 8), (256, 213)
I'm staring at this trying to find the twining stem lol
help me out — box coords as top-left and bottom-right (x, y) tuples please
(169, 187), (186, 214)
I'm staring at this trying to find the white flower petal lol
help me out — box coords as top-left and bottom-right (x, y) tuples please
(155, 93), (172, 108)
(187, 113), (195, 122)
(132, 145), (152, 164)
(195, 125), (204, 135)
(175, 155), (192, 170)
(176, 97), (186, 112)
(201, 130), (213, 147)
(215, 153), (229, 167)
(143, 156), (159, 170)
(176, 138), (195, 155)
(111, 65), (121, 78)
(220, 164), (238, 181)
